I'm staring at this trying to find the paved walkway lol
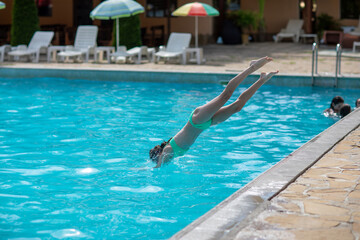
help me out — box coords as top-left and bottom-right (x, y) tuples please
(232, 126), (360, 240)
(1, 42), (360, 76)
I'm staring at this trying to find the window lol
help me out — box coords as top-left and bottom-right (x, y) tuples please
(341, 0), (360, 19)
(227, 0), (240, 11)
(146, 0), (177, 18)
(36, 0), (52, 17)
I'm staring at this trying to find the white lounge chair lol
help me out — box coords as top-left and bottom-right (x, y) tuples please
(57, 25), (98, 62)
(8, 31), (54, 62)
(127, 46), (155, 63)
(155, 33), (191, 64)
(111, 46), (155, 64)
(0, 44), (11, 62)
(275, 19), (304, 43)
(349, 16), (360, 36)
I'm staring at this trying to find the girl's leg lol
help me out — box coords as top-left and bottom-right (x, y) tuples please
(211, 71), (279, 125)
(192, 57), (273, 124)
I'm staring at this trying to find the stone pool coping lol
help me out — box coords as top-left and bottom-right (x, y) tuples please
(170, 108), (360, 240)
(1, 67), (360, 88)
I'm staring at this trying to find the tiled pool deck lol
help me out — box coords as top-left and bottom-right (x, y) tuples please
(1, 42), (360, 239)
(232, 124), (360, 240)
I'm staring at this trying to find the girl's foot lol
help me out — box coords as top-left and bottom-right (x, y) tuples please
(250, 56), (273, 70)
(260, 70), (279, 82)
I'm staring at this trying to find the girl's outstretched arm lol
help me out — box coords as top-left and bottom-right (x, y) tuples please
(154, 145), (174, 168)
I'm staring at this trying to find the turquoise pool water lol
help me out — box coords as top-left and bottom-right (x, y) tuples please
(1, 77), (359, 239)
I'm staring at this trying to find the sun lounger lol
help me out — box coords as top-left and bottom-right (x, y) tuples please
(0, 44), (11, 62)
(111, 46), (155, 64)
(155, 33), (191, 64)
(275, 19), (304, 43)
(8, 31), (54, 62)
(57, 25), (98, 62)
(349, 16), (360, 37)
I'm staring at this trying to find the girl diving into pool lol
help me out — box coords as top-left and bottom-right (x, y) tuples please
(150, 57), (278, 168)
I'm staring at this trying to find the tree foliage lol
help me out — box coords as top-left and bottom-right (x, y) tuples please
(113, 15), (142, 49)
(11, 0), (40, 46)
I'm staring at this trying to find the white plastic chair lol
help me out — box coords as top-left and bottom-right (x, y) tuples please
(349, 16), (360, 37)
(155, 33), (191, 64)
(57, 25), (98, 62)
(275, 19), (304, 43)
(111, 46), (155, 64)
(0, 44), (11, 62)
(8, 31), (54, 62)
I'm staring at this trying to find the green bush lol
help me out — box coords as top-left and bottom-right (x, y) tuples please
(316, 13), (342, 39)
(113, 15), (142, 49)
(227, 10), (259, 32)
(11, 0), (40, 46)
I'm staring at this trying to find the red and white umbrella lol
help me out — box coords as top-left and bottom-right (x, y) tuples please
(172, 2), (219, 48)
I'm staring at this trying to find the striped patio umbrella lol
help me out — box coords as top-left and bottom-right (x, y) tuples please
(90, 0), (144, 51)
(172, 2), (219, 48)
(0, 1), (6, 9)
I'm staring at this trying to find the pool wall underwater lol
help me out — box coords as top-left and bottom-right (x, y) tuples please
(1, 67), (360, 88)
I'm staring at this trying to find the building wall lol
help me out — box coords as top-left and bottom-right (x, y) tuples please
(242, 0), (300, 34)
(0, 0), (74, 26)
(0, 0), (358, 44)
(317, 0), (358, 26)
(137, 0), (214, 44)
(40, 0), (73, 26)
(0, 0), (12, 25)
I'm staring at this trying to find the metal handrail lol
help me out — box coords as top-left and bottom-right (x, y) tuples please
(335, 43), (342, 87)
(311, 42), (318, 86)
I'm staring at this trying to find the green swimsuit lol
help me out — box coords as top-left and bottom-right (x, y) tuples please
(170, 110), (212, 157)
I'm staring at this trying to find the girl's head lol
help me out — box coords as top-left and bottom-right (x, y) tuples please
(356, 98), (360, 108)
(339, 104), (351, 118)
(330, 96), (344, 113)
(149, 138), (172, 163)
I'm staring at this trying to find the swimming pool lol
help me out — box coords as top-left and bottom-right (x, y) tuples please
(0, 77), (359, 239)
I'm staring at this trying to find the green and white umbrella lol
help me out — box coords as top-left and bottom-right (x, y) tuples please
(0, 1), (6, 9)
(90, 0), (144, 51)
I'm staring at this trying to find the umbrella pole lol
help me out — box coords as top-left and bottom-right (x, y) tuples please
(116, 18), (120, 52)
(195, 16), (198, 48)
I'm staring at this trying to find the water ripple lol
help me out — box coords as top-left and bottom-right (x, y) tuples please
(110, 186), (164, 193)
(50, 229), (89, 239)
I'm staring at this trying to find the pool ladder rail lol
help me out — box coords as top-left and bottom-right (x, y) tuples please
(311, 42), (342, 87)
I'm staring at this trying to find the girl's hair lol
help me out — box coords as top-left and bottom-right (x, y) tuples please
(149, 138), (172, 162)
(339, 104), (351, 118)
(330, 96), (344, 109)
(355, 98), (360, 108)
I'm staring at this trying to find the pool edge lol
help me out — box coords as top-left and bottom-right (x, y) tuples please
(170, 107), (360, 240)
(1, 66), (360, 88)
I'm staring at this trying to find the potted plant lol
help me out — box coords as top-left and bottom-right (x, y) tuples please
(227, 9), (258, 44)
(316, 13), (341, 42)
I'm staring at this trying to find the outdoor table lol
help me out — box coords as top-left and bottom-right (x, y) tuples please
(185, 48), (203, 65)
(47, 46), (66, 62)
(353, 41), (360, 52)
(94, 46), (115, 63)
(300, 34), (318, 43)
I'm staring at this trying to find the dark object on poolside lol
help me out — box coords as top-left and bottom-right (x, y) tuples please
(221, 19), (242, 45)
(340, 104), (351, 118)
